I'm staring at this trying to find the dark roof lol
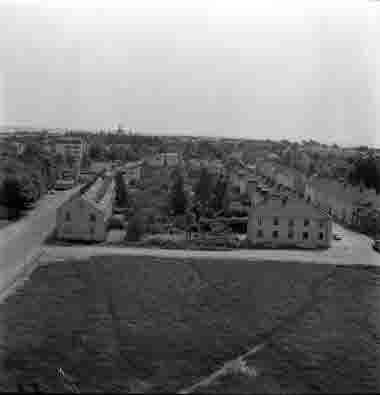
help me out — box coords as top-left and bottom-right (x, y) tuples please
(251, 197), (330, 220)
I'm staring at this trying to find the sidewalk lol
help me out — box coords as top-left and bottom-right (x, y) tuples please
(40, 223), (380, 267)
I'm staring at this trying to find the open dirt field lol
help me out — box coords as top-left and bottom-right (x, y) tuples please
(0, 256), (379, 393)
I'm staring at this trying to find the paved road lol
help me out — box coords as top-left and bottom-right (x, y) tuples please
(40, 223), (380, 267)
(0, 187), (81, 299)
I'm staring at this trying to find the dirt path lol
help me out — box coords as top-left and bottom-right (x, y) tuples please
(177, 267), (338, 394)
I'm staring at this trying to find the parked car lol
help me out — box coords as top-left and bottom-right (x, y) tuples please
(333, 234), (342, 241)
(373, 240), (380, 253)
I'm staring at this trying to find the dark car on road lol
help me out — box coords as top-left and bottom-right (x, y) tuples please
(373, 240), (380, 253)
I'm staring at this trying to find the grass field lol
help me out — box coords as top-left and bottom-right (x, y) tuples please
(0, 256), (376, 393)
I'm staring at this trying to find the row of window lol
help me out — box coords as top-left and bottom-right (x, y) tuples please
(65, 212), (96, 222)
(257, 217), (324, 228)
(256, 230), (324, 240)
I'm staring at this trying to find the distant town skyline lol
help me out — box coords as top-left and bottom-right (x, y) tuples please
(0, 0), (379, 147)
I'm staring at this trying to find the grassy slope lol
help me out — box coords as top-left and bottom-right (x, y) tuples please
(0, 257), (377, 393)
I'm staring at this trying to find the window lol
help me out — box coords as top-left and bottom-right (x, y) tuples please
(288, 219), (294, 227)
(273, 217), (279, 226)
(90, 227), (95, 235)
(257, 229), (263, 238)
(303, 231), (309, 240)
(319, 232), (324, 240)
(288, 231), (294, 239)
(319, 221), (324, 228)
(65, 212), (71, 221)
(304, 219), (310, 226)
(258, 217), (263, 226)
(90, 213), (96, 222)
(273, 230), (279, 238)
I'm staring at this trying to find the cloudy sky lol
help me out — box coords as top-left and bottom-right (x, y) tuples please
(0, 0), (379, 146)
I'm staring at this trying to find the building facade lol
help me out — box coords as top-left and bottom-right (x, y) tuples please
(54, 137), (87, 169)
(247, 197), (332, 249)
(123, 160), (142, 184)
(56, 173), (115, 242)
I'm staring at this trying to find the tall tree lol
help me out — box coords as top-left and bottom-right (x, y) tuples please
(126, 213), (145, 241)
(170, 169), (187, 215)
(194, 167), (213, 214)
(65, 153), (76, 169)
(114, 171), (130, 207)
(89, 143), (105, 160)
(212, 175), (229, 213)
(0, 176), (32, 218)
(349, 156), (380, 193)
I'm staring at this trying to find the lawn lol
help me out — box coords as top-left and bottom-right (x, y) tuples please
(0, 257), (378, 393)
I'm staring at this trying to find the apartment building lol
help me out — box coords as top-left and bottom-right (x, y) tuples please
(229, 169), (250, 195)
(123, 160), (143, 184)
(247, 197), (332, 249)
(303, 177), (379, 226)
(164, 152), (181, 167)
(54, 137), (87, 167)
(146, 152), (181, 167)
(56, 173), (115, 242)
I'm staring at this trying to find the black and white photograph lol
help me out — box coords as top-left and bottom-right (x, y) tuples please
(0, 0), (379, 392)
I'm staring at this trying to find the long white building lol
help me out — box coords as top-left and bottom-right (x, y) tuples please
(56, 173), (115, 242)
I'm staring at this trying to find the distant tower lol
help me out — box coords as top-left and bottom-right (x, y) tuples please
(117, 123), (124, 134)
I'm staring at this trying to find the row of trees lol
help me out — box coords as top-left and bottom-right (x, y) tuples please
(0, 177), (33, 218)
(348, 156), (380, 193)
(0, 142), (69, 219)
(120, 166), (231, 242)
(169, 167), (230, 218)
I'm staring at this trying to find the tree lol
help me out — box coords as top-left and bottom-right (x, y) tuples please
(0, 176), (32, 218)
(53, 153), (65, 179)
(21, 142), (43, 161)
(114, 171), (130, 207)
(65, 153), (76, 169)
(212, 175), (228, 213)
(89, 143), (106, 161)
(30, 172), (44, 200)
(349, 157), (380, 193)
(185, 209), (196, 240)
(194, 167), (213, 215)
(81, 153), (91, 169)
(307, 162), (317, 177)
(126, 214), (145, 242)
(170, 169), (187, 215)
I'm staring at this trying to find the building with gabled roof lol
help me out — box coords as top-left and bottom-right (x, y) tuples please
(122, 160), (143, 184)
(56, 173), (115, 242)
(247, 196), (332, 249)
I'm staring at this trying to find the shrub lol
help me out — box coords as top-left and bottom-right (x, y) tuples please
(173, 215), (187, 230)
(148, 223), (166, 234)
(141, 208), (158, 225)
(126, 214), (145, 241)
(108, 215), (125, 230)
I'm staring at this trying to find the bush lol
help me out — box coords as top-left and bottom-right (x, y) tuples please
(0, 176), (33, 218)
(148, 223), (166, 234)
(141, 208), (158, 225)
(126, 214), (145, 241)
(141, 237), (186, 249)
(173, 215), (187, 230)
(108, 215), (125, 230)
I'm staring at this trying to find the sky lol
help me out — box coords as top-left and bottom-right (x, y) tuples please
(0, 0), (379, 147)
